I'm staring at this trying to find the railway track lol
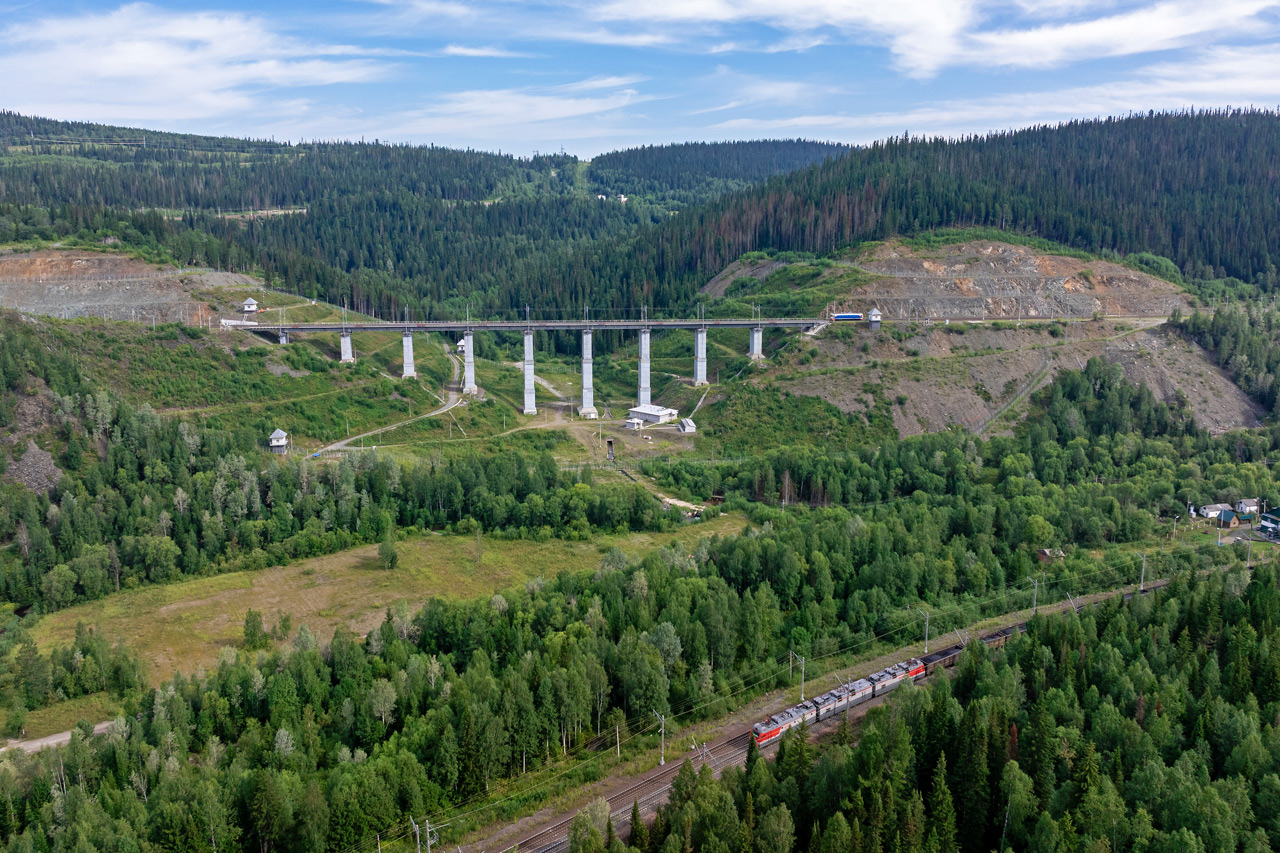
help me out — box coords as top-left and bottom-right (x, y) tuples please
(489, 573), (1189, 853)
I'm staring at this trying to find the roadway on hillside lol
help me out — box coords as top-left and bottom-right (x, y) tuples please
(318, 342), (464, 453)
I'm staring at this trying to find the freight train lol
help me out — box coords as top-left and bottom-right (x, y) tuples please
(751, 624), (1022, 746)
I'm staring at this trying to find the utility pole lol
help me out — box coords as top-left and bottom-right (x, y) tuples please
(790, 650), (807, 701)
(653, 711), (666, 765)
(1248, 536), (1253, 569)
(923, 610), (930, 654)
(411, 817), (421, 853)
(1140, 554), (1146, 592)
(1031, 576), (1039, 615)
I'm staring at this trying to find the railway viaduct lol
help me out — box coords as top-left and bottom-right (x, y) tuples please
(224, 314), (823, 417)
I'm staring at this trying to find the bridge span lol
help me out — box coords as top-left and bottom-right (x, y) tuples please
(223, 316), (823, 417)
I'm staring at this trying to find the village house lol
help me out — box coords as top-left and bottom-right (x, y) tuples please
(1198, 503), (1232, 519)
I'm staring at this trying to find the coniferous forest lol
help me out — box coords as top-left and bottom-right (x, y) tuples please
(2, 110), (1280, 326)
(3, 108), (1280, 853)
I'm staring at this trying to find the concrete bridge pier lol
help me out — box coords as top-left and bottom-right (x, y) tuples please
(278, 330), (289, 345)
(402, 332), (416, 379)
(693, 327), (708, 386)
(579, 329), (598, 419)
(523, 330), (537, 415)
(462, 331), (478, 394)
(638, 328), (651, 406)
(340, 332), (355, 363)
(749, 326), (764, 360)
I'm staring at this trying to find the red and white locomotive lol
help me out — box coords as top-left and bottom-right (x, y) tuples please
(751, 624), (1029, 747)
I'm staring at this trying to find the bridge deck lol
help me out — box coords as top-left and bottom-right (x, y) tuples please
(227, 318), (821, 333)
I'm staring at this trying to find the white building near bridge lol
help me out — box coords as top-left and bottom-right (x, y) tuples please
(628, 404), (678, 425)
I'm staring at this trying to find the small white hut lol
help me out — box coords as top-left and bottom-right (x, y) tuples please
(242, 297), (259, 314)
(269, 428), (289, 454)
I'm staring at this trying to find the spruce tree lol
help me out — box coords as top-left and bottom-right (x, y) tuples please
(955, 703), (990, 852)
(745, 732), (761, 776)
(629, 799), (648, 851)
(929, 756), (958, 853)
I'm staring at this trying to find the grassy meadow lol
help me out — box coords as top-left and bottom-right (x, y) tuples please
(30, 513), (747, 685)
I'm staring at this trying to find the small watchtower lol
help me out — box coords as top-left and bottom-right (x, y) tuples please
(269, 428), (288, 454)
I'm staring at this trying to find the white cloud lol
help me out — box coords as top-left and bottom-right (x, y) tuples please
(960, 0), (1278, 70)
(0, 3), (390, 123)
(440, 44), (532, 58)
(559, 75), (650, 91)
(582, 0), (977, 72)
(372, 75), (659, 149)
(709, 43), (1280, 138)
(561, 0), (1280, 76)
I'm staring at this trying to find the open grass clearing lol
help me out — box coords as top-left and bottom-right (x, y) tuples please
(30, 513), (747, 685)
(0, 692), (121, 741)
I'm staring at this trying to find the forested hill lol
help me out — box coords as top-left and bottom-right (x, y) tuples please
(0, 112), (580, 208)
(0, 111), (288, 153)
(3, 110), (1279, 324)
(587, 140), (851, 207)
(585, 109), (1280, 315)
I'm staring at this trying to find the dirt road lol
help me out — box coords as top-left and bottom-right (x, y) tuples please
(2, 720), (113, 754)
(320, 343), (464, 454)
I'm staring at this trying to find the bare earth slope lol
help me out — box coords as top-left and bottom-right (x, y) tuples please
(833, 240), (1189, 319)
(780, 319), (1260, 437)
(0, 249), (253, 322)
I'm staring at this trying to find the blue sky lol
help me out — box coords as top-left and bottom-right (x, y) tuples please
(3, 0), (1279, 156)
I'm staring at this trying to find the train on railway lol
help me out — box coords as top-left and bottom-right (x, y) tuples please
(831, 312), (864, 321)
(751, 624), (1022, 746)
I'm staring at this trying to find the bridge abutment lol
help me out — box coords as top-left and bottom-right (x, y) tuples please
(340, 332), (355, 363)
(750, 326), (763, 360)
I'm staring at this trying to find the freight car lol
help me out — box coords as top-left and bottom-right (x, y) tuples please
(751, 623), (1027, 747)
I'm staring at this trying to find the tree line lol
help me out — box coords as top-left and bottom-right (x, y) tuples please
(594, 562), (1280, 853)
(8, 111), (1280, 345)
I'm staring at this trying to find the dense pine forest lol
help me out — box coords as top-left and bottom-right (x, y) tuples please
(5, 287), (1280, 849)
(5, 108), (1280, 852)
(607, 564), (1280, 853)
(587, 140), (851, 208)
(3, 110), (1279, 328)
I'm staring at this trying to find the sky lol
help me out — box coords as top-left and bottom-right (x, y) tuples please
(2, 0), (1279, 156)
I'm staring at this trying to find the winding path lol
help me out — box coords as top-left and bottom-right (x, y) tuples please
(318, 342), (464, 454)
